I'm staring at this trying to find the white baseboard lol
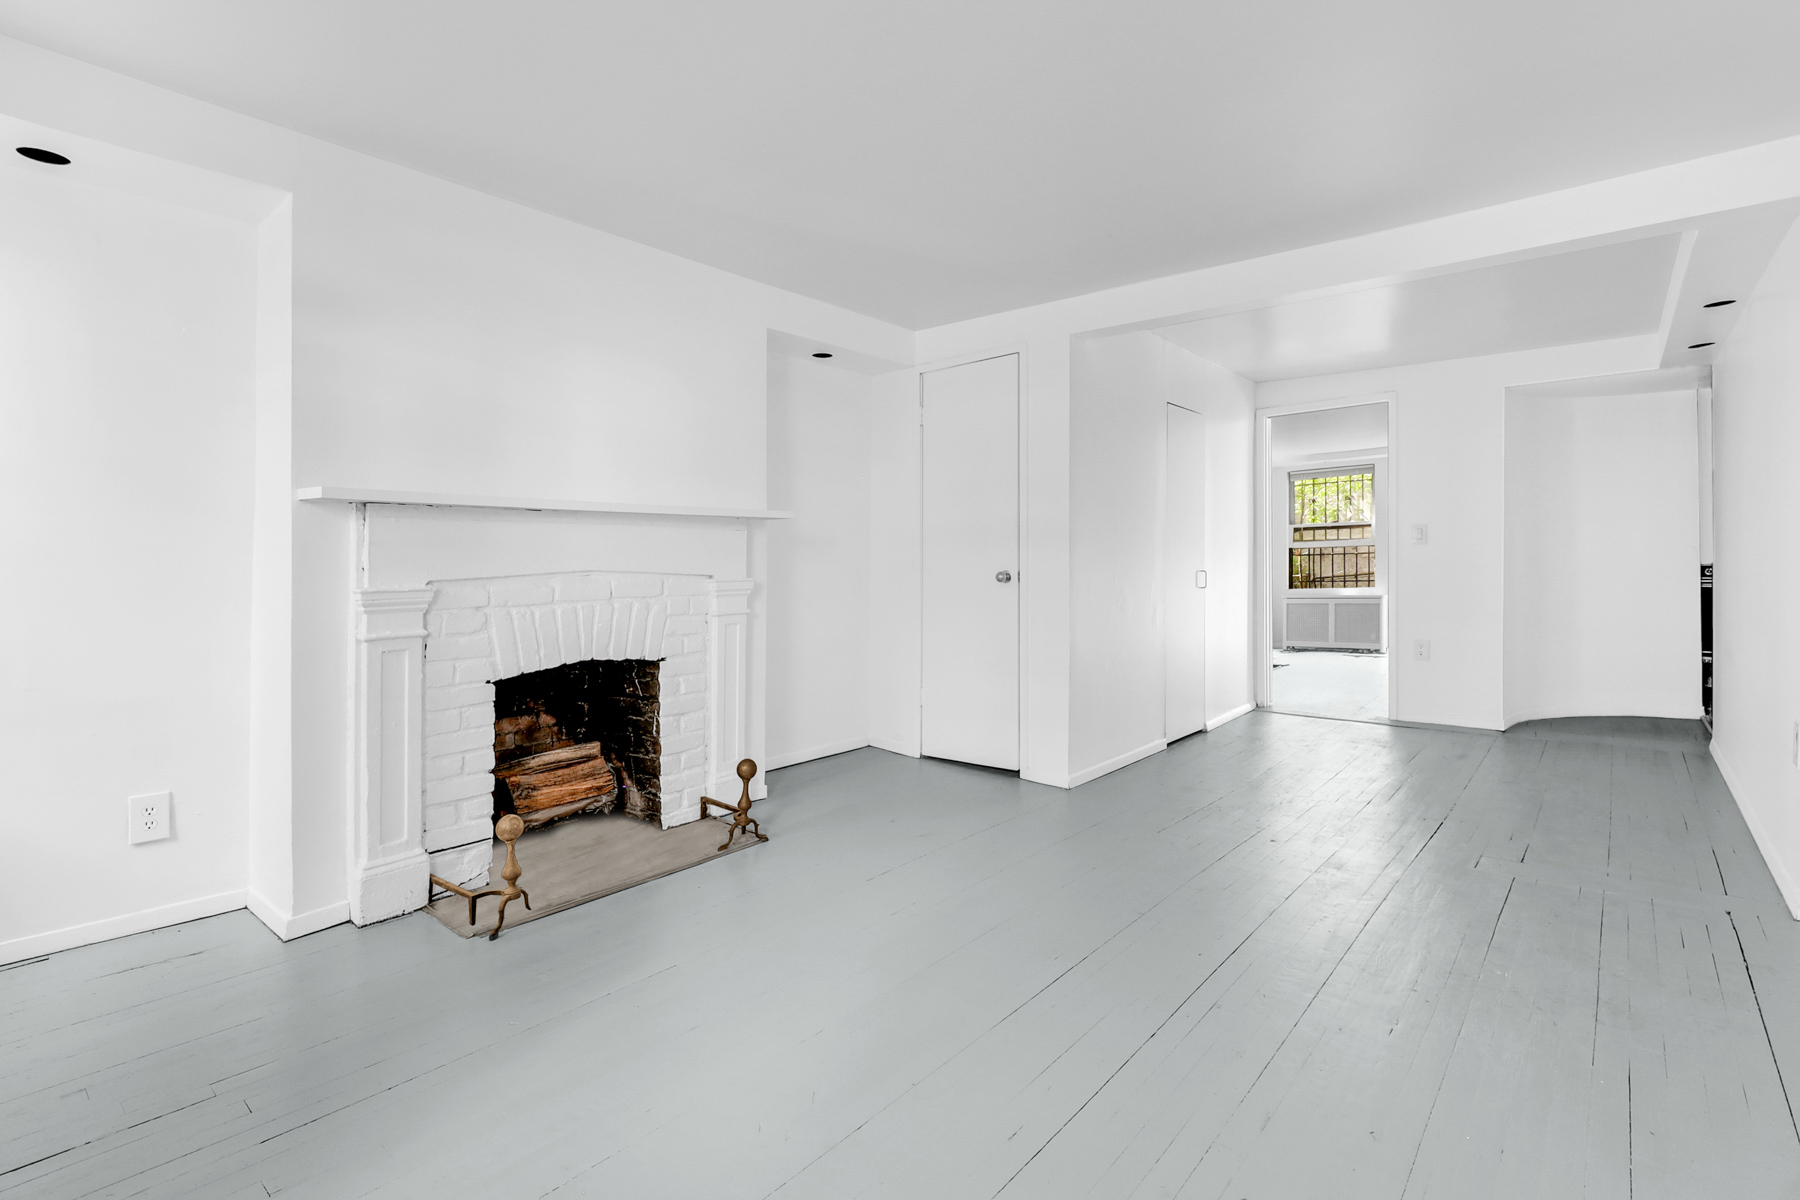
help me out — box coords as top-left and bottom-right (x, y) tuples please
(0, 888), (247, 966)
(765, 738), (870, 771)
(247, 891), (352, 941)
(1067, 739), (1167, 789)
(1206, 701), (1256, 731)
(1709, 744), (1800, 920)
(1502, 703), (1707, 728)
(867, 735), (920, 758)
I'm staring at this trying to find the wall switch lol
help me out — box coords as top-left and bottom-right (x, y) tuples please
(128, 792), (171, 845)
(1411, 525), (1428, 544)
(1413, 639), (1431, 661)
(1195, 570), (1208, 589)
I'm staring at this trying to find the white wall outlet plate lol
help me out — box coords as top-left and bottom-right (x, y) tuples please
(1413, 639), (1431, 661)
(128, 791), (172, 844)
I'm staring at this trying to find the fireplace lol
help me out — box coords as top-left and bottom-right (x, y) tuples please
(347, 556), (755, 926)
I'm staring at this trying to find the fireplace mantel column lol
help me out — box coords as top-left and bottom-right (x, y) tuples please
(350, 587), (436, 925)
(706, 579), (754, 802)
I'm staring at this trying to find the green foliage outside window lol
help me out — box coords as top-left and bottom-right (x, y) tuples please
(1292, 472), (1374, 526)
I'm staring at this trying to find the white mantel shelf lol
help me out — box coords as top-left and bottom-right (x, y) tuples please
(296, 486), (790, 520)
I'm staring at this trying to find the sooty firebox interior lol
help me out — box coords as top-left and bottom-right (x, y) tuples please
(492, 659), (662, 824)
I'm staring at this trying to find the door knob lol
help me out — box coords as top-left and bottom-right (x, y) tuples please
(995, 570), (1013, 583)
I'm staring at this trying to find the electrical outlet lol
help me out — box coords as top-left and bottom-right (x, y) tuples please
(1413, 639), (1431, 661)
(128, 792), (171, 845)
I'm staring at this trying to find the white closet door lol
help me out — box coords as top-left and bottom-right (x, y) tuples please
(1165, 403), (1208, 741)
(922, 354), (1019, 769)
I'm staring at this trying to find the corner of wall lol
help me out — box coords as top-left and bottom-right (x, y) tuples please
(866, 368), (923, 758)
(246, 890), (350, 942)
(1708, 742), (1800, 920)
(248, 196), (297, 917)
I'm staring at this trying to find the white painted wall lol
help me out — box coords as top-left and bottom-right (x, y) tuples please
(1503, 390), (1700, 725)
(1711, 217), (1800, 917)
(866, 370), (924, 759)
(1197, 357), (1257, 733)
(0, 35), (914, 947)
(766, 353), (872, 769)
(865, 334), (1254, 784)
(1067, 331), (1255, 785)
(1257, 337), (1655, 729)
(0, 165), (258, 960)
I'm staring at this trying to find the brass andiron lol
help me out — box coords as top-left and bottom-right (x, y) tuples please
(428, 813), (532, 940)
(700, 758), (768, 852)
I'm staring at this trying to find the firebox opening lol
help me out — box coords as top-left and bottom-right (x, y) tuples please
(493, 658), (662, 826)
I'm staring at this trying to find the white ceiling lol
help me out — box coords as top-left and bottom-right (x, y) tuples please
(3, 1), (1800, 328)
(1272, 403), (1389, 464)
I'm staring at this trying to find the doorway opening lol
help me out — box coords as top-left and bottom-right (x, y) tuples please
(1262, 400), (1393, 723)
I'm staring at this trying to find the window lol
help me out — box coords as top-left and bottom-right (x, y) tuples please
(1289, 468), (1375, 589)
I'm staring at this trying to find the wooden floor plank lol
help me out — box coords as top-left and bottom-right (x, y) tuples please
(5, 715), (1800, 1198)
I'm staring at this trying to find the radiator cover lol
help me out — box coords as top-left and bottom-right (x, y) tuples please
(1283, 595), (1386, 651)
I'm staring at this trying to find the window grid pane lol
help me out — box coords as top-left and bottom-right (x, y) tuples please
(1293, 523), (1372, 543)
(1290, 545), (1376, 589)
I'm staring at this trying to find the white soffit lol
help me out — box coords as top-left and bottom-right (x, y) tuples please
(1155, 235), (1679, 383)
(1152, 199), (1800, 382)
(3, 2), (1800, 327)
(1507, 366), (1710, 401)
(1658, 201), (1800, 369)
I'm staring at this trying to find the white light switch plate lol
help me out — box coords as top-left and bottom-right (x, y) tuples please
(128, 791), (171, 844)
(1411, 525), (1428, 544)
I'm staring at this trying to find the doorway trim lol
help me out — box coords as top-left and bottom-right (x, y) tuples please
(1254, 392), (1400, 720)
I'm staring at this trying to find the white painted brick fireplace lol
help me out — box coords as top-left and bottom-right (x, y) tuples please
(341, 501), (767, 927)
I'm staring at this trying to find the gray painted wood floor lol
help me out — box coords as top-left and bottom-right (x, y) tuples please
(7, 712), (1800, 1198)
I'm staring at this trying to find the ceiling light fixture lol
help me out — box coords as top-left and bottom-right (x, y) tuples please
(1702, 299), (1736, 308)
(1688, 342), (1715, 349)
(812, 352), (833, 359)
(15, 146), (71, 165)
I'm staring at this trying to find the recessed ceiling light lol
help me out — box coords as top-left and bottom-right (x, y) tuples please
(15, 146), (71, 165)
(1688, 342), (1715, 349)
(1702, 299), (1736, 308)
(812, 352), (833, 359)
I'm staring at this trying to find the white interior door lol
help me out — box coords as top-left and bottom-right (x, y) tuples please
(1165, 403), (1208, 740)
(922, 354), (1019, 769)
